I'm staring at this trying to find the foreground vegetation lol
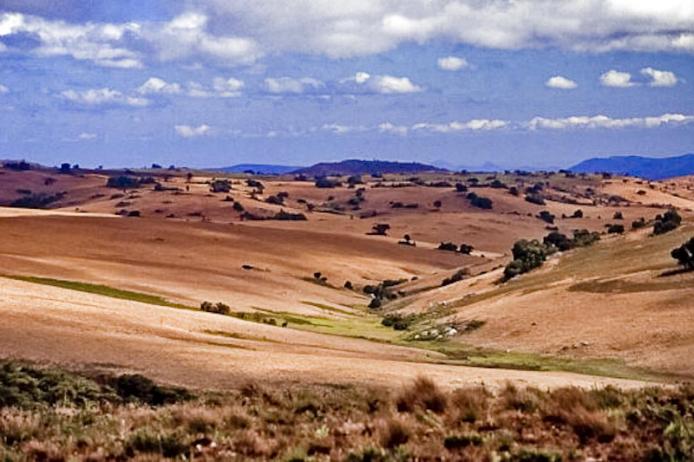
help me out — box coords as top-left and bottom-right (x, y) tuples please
(0, 361), (692, 461)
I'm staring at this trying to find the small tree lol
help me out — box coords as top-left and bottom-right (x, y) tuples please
(653, 209), (682, 235)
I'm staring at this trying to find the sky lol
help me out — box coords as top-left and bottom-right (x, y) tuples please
(0, 1), (693, 169)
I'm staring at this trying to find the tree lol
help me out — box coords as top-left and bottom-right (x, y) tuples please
(607, 224), (625, 234)
(503, 239), (550, 281)
(433, 200), (442, 209)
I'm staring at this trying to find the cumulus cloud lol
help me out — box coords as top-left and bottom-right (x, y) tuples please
(78, 132), (97, 140)
(3, 2), (694, 69)
(194, 0), (694, 56)
(144, 12), (261, 66)
(353, 73), (422, 94)
(528, 113), (694, 130)
(437, 56), (469, 71)
(0, 12), (143, 68)
(264, 77), (323, 94)
(60, 88), (149, 107)
(413, 119), (507, 133)
(600, 70), (635, 87)
(212, 77), (245, 96)
(378, 122), (408, 135)
(545, 75), (577, 89)
(137, 77), (182, 95)
(0, 84), (8, 94)
(175, 124), (211, 138)
(640, 67), (679, 87)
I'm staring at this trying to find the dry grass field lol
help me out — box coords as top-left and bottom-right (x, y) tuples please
(1, 165), (693, 460)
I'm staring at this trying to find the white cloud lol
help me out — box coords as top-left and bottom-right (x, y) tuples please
(0, 12), (143, 68)
(354, 72), (371, 84)
(78, 132), (97, 140)
(0, 84), (8, 94)
(175, 124), (211, 138)
(412, 119), (507, 133)
(212, 77), (245, 96)
(264, 77), (323, 94)
(195, 1), (694, 56)
(600, 70), (635, 87)
(321, 123), (365, 135)
(145, 12), (261, 66)
(60, 88), (149, 107)
(437, 56), (468, 71)
(137, 77), (182, 95)
(545, 75), (577, 89)
(378, 122), (408, 135)
(640, 67), (679, 87)
(528, 113), (694, 130)
(354, 73), (422, 94)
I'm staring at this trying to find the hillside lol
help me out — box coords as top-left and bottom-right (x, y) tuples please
(212, 164), (301, 174)
(294, 159), (446, 176)
(570, 153), (694, 180)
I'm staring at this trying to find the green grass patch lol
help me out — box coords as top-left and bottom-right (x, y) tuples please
(4, 275), (193, 310)
(301, 300), (356, 316)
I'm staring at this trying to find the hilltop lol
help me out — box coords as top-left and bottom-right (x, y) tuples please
(570, 153), (694, 180)
(293, 159), (446, 176)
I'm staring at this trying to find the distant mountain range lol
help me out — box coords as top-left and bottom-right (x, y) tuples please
(293, 159), (445, 176)
(569, 153), (694, 180)
(211, 164), (302, 174)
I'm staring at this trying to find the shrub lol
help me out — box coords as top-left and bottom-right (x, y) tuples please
(442, 269), (467, 286)
(469, 195), (493, 209)
(543, 232), (573, 252)
(369, 223), (390, 236)
(396, 377), (447, 414)
(315, 177), (341, 188)
(613, 211), (623, 220)
(459, 244), (474, 255)
(572, 229), (600, 247)
(210, 179), (232, 193)
(503, 239), (550, 280)
(525, 193), (546, 205)
(438, 242), (458, 252)
(273, 210), (307, 221)
(381, 313), (415, 330)
(200, 301), (231, 315)
(537, 210), (555, 224)
(3, 160), (31, 171)
(233, 202), (245, 212)
(653, 209), (682, 235)
(571, 209), (584, 218)
(607, 224), (625, 234)
(106, 176), (140, 189)
(455, 182), (468, 193)
(10, 192), (66, 209)
(671, 238), (694, 269)
(632, 217), (647, 229)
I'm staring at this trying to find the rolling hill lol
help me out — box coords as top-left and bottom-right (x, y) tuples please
(294, 159), (446, 176)
(570, 153), (694, 180)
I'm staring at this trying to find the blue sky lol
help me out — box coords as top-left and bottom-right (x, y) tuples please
(0, 1), (693, 169)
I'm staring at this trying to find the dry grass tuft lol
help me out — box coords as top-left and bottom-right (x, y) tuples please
(396, 376), (447, 414)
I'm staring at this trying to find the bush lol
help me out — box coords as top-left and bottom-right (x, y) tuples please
(525, 193), (546, 206)
(106, 176), (140, 189)
(273, 210), (307, 221)
(369, 223), (390, 236)
(200, 301), (231, 315)
(537, 210), (555, 224)
(209, 179), (231, 193)
(503, 239), (550, 281)
(543, 232), (573, 252)
(442, 269), (467, 286)
(632, 217), (647, 229)
(607, 224), (625, 234)
(613, 211), (623, 220)
(396, 377), (447, 414)
(671, 238), (694, 269)
(459, 244), (474, 255)
(653, 209), (682, 235)
(315, 177), (341, 188)
(455, 182), (468, 193)
(438, 242), (458, 252)
(9, 192), (66, 209)
(571, 209), (584, 218)
(467, 193), (493, 209)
